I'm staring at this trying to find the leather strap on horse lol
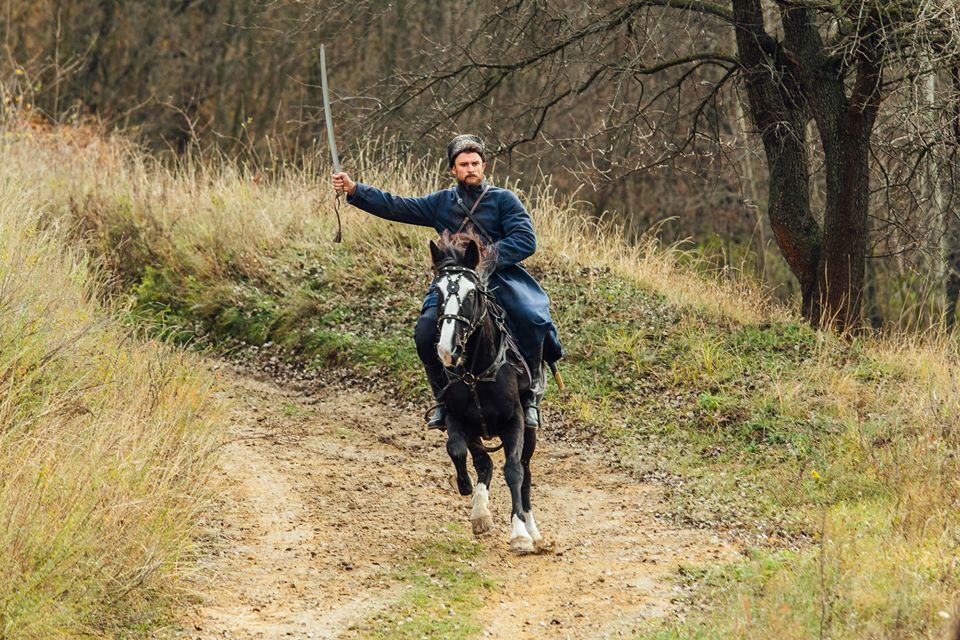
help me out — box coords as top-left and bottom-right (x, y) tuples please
(442, 292), (512, 446)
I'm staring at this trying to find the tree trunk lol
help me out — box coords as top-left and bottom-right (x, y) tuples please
(812, 11), (881, 331)
(762, 117), (824, 320)
(732, 0), (882, 330)
(946, 64), (960, 329)
(818, 117), (871, 329)
(732, 0), (824, 322)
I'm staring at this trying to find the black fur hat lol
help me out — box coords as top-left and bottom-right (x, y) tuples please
(447, 134), (485, 168)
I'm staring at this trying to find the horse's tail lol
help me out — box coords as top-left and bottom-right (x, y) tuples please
(472, 438), (504, 454)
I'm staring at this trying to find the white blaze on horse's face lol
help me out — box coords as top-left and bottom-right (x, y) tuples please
(437, 273), (477, 367)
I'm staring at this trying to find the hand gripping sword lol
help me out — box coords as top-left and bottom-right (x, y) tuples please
(320, 44), (343, 243)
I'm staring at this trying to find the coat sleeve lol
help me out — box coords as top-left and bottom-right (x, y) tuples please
(346, 183), (438, 228)
(492, 191), (536, 267)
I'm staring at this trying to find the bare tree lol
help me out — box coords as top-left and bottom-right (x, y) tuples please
(945, 62), (960, 327)
(5, 0), (960, 329)
(371, 0), (960, 330)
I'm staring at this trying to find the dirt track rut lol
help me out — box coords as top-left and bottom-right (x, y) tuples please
(177, 367), (736, 639)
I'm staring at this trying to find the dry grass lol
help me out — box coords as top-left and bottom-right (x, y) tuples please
(5, 118), (960, 638)
(0, 134), (221, 637)
(522, 179), (777, 326)
(4, 119), (772, 324)
(649, 326), (960, 639)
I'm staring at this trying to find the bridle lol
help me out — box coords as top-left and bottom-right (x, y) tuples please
(437, 265), (488, 358)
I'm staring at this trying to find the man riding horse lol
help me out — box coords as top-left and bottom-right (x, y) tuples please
(332, 134), (562, 430)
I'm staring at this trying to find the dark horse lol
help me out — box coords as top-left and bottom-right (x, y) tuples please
(429, 232), (544, 554)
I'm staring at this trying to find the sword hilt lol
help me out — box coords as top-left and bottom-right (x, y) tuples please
(333, 191), (343, 243)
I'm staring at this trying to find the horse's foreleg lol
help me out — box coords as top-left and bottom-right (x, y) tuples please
(502, 426), (534, 554)
(468, 443), (494, 535)
(446, 431), (472, 496)
(521, 427), (543, 549)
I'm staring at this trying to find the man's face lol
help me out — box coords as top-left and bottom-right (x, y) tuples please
(451, 152), (486, 186)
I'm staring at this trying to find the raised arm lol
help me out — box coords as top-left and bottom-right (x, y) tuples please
(333, 171), (436, 228)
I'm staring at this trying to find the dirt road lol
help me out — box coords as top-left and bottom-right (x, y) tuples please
(178, 367), (735, 639)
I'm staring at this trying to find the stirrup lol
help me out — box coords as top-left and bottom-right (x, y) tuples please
(425, 404), (446, 431)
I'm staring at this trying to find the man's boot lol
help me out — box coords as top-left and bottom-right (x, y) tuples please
(520, 359), (546, 428)
(426, 402), (446, 430)
(521, 397), (539, 428)
(423, 360), (448, 431)
(415, 311), (449, 431)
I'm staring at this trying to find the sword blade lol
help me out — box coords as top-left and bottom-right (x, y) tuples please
(320, 44), (340, 174)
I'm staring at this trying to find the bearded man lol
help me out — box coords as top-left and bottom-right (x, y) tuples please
(332, 134), (562, 430)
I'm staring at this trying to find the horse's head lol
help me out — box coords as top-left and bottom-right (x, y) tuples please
(429, 232), (491, 368)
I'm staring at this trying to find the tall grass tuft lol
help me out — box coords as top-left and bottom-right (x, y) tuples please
(0, 151), (220, 635)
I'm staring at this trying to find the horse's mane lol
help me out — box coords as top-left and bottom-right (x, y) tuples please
(434, 230), (497, 282)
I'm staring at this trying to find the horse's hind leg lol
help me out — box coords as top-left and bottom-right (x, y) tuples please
(446, 431), (472, 496)
(468, 442), (494, 535)
(521, 427), (544, 549)
(502, 426), (535, 554)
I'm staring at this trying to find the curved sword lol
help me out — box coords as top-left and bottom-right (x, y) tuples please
(320, 44), (342, 243)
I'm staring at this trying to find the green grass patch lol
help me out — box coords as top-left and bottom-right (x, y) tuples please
(347, 524), (493, 640)
(125, 241), (428, 394)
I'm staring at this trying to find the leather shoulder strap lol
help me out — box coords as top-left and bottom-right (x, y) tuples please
(453, 185), (494, 243)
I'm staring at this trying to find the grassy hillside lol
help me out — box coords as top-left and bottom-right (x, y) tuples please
(5, 120), (960, 638)
(0, 129), (221, 637)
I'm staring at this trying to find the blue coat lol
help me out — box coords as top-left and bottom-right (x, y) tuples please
(347, 181), (563, 364)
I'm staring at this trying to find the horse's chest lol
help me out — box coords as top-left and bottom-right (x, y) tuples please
(446, 384), (514, 426)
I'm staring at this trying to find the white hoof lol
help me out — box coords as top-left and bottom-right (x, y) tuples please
(472, 514), (494, 535)
(524, 511), (543, 544)
(509, 514), (535, 554)
(470, 484), (493, 536)
(510, 534), (535, 554)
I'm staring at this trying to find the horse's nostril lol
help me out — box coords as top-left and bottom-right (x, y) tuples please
(438, 346), (454, 366)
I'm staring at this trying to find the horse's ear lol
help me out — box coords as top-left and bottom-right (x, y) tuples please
(464, 239), (481, 269)
(429, 239), (444, 266)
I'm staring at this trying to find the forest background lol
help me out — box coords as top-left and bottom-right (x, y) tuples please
(4, 0), (960, 331)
